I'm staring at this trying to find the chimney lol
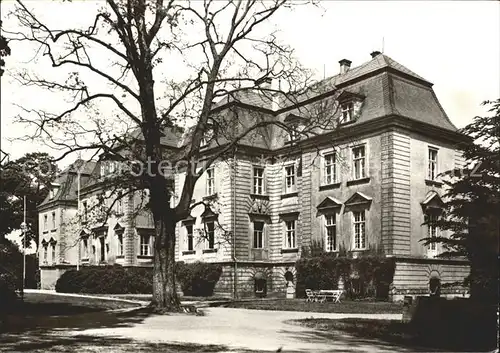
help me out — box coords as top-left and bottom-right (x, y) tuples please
(339, 59), (352, 74)
(370, 51), (381, 58)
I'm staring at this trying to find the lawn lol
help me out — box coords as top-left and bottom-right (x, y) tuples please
(222, 298), (402, 314)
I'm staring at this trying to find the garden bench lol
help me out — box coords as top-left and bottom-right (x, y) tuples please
(318, 289), (343, 303)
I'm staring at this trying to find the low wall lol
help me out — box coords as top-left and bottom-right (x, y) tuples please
(390, 257), (469, 302)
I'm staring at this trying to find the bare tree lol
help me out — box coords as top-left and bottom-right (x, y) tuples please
(4, 0), (347, 311)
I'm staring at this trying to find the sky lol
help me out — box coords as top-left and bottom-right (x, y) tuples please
(1, 0), (499, 169)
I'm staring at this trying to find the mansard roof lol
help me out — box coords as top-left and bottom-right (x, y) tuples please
(207, 53), (458, 149)
(38, 159), (97, 210)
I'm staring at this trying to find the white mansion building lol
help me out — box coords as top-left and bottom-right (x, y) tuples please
(38, 52), (469, 300)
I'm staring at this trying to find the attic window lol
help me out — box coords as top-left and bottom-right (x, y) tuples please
(284, 114), (305, 144)
(49, 185), (60, 199)
(341, 102), (354, 123)
(337, 91), (365, 125)
(200, 128), (214, 148)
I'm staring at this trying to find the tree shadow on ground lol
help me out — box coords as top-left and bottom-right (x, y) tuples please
(279, 326), (430, 353)
(285, 318), (498, 352)
(0, 334), (264, 353)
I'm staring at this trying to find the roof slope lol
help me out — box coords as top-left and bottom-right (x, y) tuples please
(38, 160), (97, 208)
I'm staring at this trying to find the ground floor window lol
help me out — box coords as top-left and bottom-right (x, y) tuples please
(51, 243), (56, 263)
(284, 219), (296, 249)
(140, 234), (152, 256)
(205, 222), (215, 249)
(253, 221), (264, 249)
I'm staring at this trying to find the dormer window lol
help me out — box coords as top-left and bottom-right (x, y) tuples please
(337, 91), (365, 125)
(49, 184), (60, 199)
(284, 114), (305, 144)
(341, 102), (354, 123)
(200, 127), (214, 148)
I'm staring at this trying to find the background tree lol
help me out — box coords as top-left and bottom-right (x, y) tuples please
(0, 152), (58, 246)
(424, 99), (499, 303)
(5, 0), (341, 311)
(0, 20), (11, 77)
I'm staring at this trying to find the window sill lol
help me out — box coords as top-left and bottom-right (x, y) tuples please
(319, 182), (341, 191)
(250, 194), (269, 200)
(43, 230), (49, 234)
(281, 248), (299, 254)
(81, 257), (89, 261)
(116, 255), (124, 259)
(346, 177), (370, 186)
(425, 179), (442, 187)
(281, 192), (298, 199)
(203, 193), (218, 201)
(182, 250), (196, 256)
(137, 255), (153, 259)
(51, 229), (57, 232)
(202, 249), (217, 254)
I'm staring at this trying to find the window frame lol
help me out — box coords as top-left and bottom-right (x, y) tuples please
(324, 152), (337, 185)
(253, 221), (264, 249)
(51, 211), (56, 229)
(206, 165), (215, 196)
(51, 244), (56, 263)
(284, 219), (297, 249)
(43, 214), (48, 231)
(252, 166), (265, 195)
(117, 233), (124, 256)
(352, 145), (366, 180)
(428, 148), (438, 181)
(82, 238), (89, 258)
(353, 210), (366, 250)
(427, 213), (438, 252)
(341, 102), (354, 123)
(325, 213), (337, 252)
(140, 234), (152, 256)
(284, 164), (296, 194)
(186, 224), (194, 251)
(205, 221), (215, 249)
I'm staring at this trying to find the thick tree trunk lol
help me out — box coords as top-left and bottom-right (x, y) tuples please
(151, 212), (181, 312)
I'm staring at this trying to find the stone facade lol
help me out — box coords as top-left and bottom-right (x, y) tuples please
(39, 53), (470, 299)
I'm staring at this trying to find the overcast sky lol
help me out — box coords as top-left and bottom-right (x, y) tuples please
(1, 0), (499, 166)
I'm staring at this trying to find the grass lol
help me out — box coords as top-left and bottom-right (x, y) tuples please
(222, 298), (403, 314)
(294, 317), (498, 352)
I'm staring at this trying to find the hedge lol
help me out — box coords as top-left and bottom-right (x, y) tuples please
(296, 254), (395, 300)
(175, 261), (222, 297)
(55, 265), (153, 294)
(55, 262), (222, 296)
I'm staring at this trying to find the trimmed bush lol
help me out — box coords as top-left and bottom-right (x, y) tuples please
(55, 265), (153, 294)
(175, 261), (222, 297)
(55, 262), (223, 296)
(296, 254), (395, 300)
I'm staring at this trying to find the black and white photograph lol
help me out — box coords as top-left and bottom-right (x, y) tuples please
(0, 0), (499, 352)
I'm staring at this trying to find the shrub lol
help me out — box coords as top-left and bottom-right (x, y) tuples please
(175, 261), (222, 297)
(55, 265), (153, 294)
(296, 254), (395, 300)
